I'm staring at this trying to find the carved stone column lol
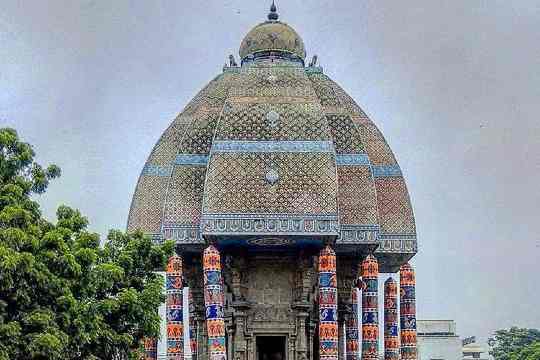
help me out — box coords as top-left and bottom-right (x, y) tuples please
(203, 245), (227, 360)
(384, 278), (399, 360)
(143, 338), (158, 360)
(197, 315), (208, 360)
(400, 263), (417, 360)
(318, 246), (338, 360)
(361, 255), (379, 360)
(337, 315), (345, 360)
(232, 302), (250, 360)
(166, 254), (184, 359)
(226, 314), (234, 360)
(296, 308), (310, 356)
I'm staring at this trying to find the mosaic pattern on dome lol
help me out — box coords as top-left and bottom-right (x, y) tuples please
(163, 166), (207, 226)
(127, 175), (169, 233)
(358, 122), (398, 166)
(323, 77), (367, 116)
(336, 166), (378, 225)
(177, 113), (219, 155)
(145, 118), (191, 166)
(326, 114), (365, 154)
(182, 74), (232, 116)
(128, 57), (417, 255)
(228, 67), (315, 98)
(375, 177), (416, 235)
(203, 152), (338, 215)
(214, 102), (330, 141)
(307, 73), (341, 108)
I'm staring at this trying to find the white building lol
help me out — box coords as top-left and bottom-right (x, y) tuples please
(417, 320), (462, 360)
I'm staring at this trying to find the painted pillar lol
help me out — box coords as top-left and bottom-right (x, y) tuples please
(400, 263), (417, 360)
(189, 288), (198, 360)
(345, 287), (359, 360)
(318, 245), (338, 360)
(361, 255), (378, 360)
(203, 245), (227, 360)
(166, 254), (184, 359)
(143, 338), (158, 360)
(384, 278), (399, 360)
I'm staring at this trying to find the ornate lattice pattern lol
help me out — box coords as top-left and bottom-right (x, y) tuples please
(375, 178), (416, 234)
(146, 118), (190, 165)
(178, 113), (219, 154)
(307, 73), (340, 107)
(324, 77), (367, 116)
(127, 175), (169, 233)
(337, 166), (378, 225)
(128, 60), (417, 256)
(203, 152), (338, 214)
(163, 166), (206, 225)
(358, 122), (397, 166)
(326, 114), (365, 154)
(230, 66), (316, 98)
(183, 73), (232, 116)
(215, 102), (330, 141)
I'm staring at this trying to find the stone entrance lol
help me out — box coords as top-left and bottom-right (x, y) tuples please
(256, 336), (286, 360)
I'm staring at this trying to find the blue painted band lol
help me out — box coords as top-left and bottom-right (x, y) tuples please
(175, 154), (209, 166)
(335, 154), (370, 166)
(372, 164), (402, 177)
(142, 164), (172, 177)
(211, 140), (334, 153)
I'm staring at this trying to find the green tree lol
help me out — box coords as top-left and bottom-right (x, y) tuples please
(0, 128), (174, 359)
(489, 327), (540, 360)
(509, 341), (540, 360)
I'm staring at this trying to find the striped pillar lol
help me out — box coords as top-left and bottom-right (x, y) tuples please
(203, 245), (227, 360)
(345, 287), (359, 360)
(166, 255), (184, 360)
(400, 263), (417, 360)
(189, 288), (198, 360)
(318, 245), (338, 360)
(143, 338), (158, 360)
(361, 255), (379, 360)
(384, 278), (399, 360)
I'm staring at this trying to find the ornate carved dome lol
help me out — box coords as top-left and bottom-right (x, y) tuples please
(239, 4), (306, 63)
(239, 21), (306, 62)
(127, 6), (417, 271)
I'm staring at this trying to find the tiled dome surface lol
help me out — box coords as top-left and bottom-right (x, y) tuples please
(128, 21), (417, 270)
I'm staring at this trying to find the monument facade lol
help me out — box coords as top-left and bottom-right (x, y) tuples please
(128, 4), (418, 360)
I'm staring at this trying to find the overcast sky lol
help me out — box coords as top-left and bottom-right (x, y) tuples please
(2, 0), (539, 354)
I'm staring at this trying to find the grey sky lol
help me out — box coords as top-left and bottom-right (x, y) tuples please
(2, 0), (539, 353)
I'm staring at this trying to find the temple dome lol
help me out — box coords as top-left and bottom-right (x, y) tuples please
(127, 6), (417, 272)
(239, 3), (305, 62)
(239, 21), (306, 62)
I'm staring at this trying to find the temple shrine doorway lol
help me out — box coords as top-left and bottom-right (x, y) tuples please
(256, 336), (287, 360)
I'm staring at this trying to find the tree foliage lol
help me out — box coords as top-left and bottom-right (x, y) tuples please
(489, 327), (540, 360)
(509, 341), (540, 360)
(0, 128), (174, 359)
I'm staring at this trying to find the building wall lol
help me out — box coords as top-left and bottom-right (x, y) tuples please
(417, 320), (462, 360)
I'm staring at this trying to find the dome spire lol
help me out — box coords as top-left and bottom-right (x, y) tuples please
(268, 1), (279, 21)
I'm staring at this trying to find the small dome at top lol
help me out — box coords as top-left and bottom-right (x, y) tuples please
(239, 3), (306, 62)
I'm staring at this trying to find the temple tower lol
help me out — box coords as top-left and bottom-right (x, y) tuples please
(128, 3), (418, 360)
